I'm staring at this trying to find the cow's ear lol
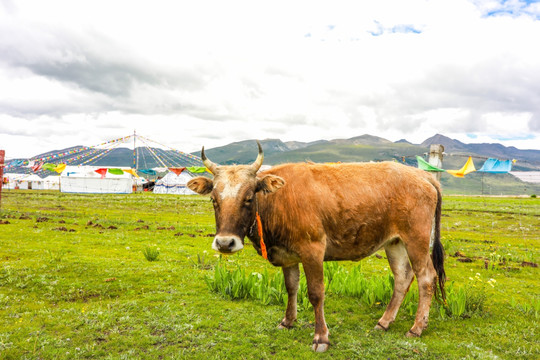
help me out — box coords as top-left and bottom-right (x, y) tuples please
(187, 177), (213, 195)
(256, 175), (285, 194)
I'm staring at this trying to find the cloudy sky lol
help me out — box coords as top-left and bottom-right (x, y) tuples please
(1, 0), (540, 159)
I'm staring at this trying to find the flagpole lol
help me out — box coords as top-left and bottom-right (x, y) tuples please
(133, 130), (137, 169)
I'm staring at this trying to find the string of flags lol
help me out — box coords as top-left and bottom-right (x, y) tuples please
(4, 135), (132, 169)
(417, 156), (515, 177)
(13, 163), (211, 177)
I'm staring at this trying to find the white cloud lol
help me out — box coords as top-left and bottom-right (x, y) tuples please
(1, 0), (539, 159)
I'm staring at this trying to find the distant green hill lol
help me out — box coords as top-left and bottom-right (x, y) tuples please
(7, 134), (540, 195)
(195, 134), (540, 196)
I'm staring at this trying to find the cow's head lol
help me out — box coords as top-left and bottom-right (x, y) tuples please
(187, 141), (285, 254)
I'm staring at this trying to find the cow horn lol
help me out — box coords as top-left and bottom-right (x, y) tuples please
(250, 140), (264, 172)
(201, 146), (218, 174)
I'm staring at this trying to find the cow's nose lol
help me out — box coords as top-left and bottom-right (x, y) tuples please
(212, 235), (244, 253)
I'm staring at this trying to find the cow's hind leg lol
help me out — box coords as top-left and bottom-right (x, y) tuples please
(375, 239), (414, 332)
(278, 263), (299, 329)
(405, 236), (438, 337)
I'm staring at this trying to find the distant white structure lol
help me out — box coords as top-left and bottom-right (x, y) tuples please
(3, 173), (26, 189)
(510, 172), (540, 184)
(43, 176), (60, 190)
(60, 166), (136, 194)
(153, 171), (197, 195)
(21, 174), (45, 190)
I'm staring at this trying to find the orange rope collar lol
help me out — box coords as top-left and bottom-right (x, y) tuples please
(256, 211), (267, 259)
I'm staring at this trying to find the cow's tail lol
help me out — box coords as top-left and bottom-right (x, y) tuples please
(431, 182), (446, 302)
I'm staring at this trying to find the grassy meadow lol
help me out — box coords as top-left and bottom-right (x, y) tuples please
(0, 190), (538, 359)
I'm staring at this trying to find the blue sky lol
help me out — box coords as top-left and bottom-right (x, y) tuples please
(1, 0), (540, 158)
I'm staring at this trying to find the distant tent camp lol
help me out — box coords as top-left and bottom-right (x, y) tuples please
(153, 171), (197, 195)
(3, 173), (26, 189)
(43, 175), (60, 190)
(60, 166), (136, 194)
(20, 174), (45, 190)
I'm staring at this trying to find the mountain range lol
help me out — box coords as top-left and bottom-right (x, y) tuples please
(5, 134), (540, 195)
(201, 134), (540, 171)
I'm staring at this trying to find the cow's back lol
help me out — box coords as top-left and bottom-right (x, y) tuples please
(257, 162), (439, 261)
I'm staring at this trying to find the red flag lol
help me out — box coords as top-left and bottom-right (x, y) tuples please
(169, 167), (186, 176)
(95, 168), (108, 179)
(32, 162), (43, 172)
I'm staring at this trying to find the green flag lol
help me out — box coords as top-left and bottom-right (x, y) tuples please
(186, 166), (208, 174)
(108, 168), (124, 175)
(42, 163), (56, 171)
(416, 156), (444, 172)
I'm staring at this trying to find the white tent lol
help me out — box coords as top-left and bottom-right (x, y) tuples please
(60, 166), (135, 194)
(154, 171), (197, 195)
(2, 173), (26, 189)
(43, 176), (60, 190)
(21, 174), (45, 190)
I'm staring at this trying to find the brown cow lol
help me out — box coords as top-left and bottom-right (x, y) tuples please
(187, 142), (445, 352)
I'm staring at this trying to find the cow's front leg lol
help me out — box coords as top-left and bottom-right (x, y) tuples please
(278, 263), (300, 329)
(302, 256), (329, 352)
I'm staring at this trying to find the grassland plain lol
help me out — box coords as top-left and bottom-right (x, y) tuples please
(0, 191), (538, 360)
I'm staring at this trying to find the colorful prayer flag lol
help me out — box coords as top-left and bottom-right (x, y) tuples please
(54, 163), (66, 173)
(95, 168), (108, 179)
(108, 168), (124, 175)
(124, 169), (139, 178)
(169, 167), (186, 176)
(477, 158), (512, 173)
(416, 156), (444, 172)
(447, 157), (476, 178)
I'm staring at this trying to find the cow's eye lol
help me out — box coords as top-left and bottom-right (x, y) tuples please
(244, 198), (253, 207)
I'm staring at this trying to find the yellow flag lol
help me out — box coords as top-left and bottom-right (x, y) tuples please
(124, 169), (140, 178)
(54, 163), (66, 173)
(447, 157), (476, 178)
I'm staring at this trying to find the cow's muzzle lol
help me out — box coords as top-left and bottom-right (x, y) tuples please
(212, 235), (244, 253)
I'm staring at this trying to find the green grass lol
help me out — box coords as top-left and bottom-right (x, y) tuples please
(0, 191), (538, 359)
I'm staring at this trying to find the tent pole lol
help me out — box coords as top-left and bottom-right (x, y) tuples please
(133, 130), (137, 169)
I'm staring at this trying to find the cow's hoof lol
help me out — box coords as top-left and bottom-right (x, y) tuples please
(374, 322), (388, 331)
(406, 330), (421, 338)
(312, 342), (329, 353)
(277, 322), (293, 330)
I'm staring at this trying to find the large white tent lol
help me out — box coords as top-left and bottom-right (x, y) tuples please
(154, 171), (197, 195)
(43, 175), (60, 190)
(60, 166), (136, 194)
